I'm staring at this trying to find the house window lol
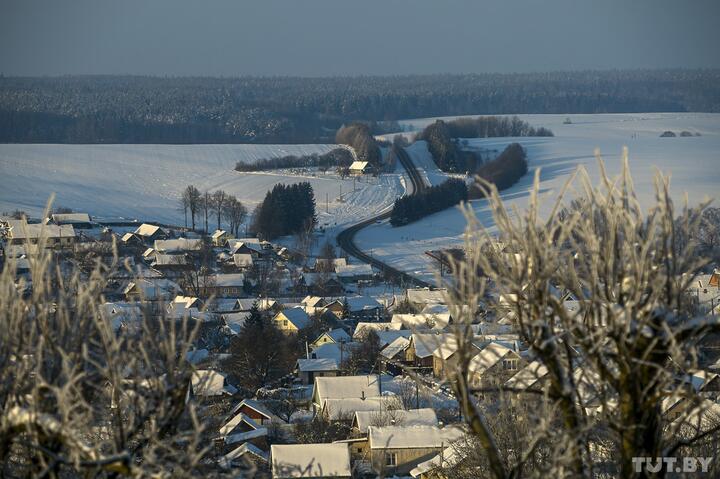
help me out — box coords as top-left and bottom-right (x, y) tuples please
(385, 452), (397, 467)
(283, 319), (288, 327)
(503, 358), (518, 370)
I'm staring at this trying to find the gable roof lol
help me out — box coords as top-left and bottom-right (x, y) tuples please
(335, 263), (373, 278)
(349, 160), (369, 171)
(276, 307), (311, 329)
(410, 333), (453, 359)
(346, 295), (382, 312)
(219, 411), (262, 437)
(368, 425), (463, 450)
(134, 223), (163, 237)
(315, 328), (351, 344)
(301, 296), (326, 308)
(211, 229), (227, 239)
(191, 370), (237, 396)
(154, 238), (203, 253)
(504, 360), (549, 390)
(213, 273), (246, 287)
(406, 288), (447, 305)
(223, 442), (269, 466)
(271, 443), (351, 478)
(322, 396), (399, 421)
(354, 407), (438, 433)
(391, 313), (452, 330)
(230, 398), (276, 421)
(354, 322), (402, 339)
(468, 342), (518, 376)
(297, 358), (339, 373)
(313, 375), (381, 404)
(51, 213), (91, 224)
(380, 336), (411, 360)
(233, 253), (254, 267)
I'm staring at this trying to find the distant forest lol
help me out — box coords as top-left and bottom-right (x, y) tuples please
(0, 70), (718, 144)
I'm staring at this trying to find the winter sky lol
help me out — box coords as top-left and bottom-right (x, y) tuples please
(1, 0), (719, 76)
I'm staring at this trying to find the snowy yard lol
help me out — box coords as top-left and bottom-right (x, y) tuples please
(358, 113), (720, 285)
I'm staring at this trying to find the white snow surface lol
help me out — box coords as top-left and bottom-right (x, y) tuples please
(0, 143), (404, 227)
(358, 113), (720, 286)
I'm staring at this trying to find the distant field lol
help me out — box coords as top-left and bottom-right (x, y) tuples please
(359, 112), (720, 285)
(0, 143), (404, 227)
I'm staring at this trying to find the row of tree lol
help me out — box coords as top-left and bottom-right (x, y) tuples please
(250, 182), (316, 240)
(418, 116), (550, 172)
(335, 123), (382, 166)
(390, 178), (468, 226)
(472, 143), (529, 196)
(179, 185), (247, 235)
(234, 148), (353, 172)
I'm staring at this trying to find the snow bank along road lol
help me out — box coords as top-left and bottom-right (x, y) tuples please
(336, 147), (433, 288)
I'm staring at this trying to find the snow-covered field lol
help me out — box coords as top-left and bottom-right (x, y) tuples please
(358, 113), (720, 285)
(0, 143), (405, 228)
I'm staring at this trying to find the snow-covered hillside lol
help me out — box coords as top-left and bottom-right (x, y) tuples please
(0, 143), (404, 228)
(357, 113), (720, 285)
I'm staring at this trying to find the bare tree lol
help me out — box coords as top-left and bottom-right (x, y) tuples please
(223, 195), (248, 237)
(433, 150), (720, 478)
(210, 190), (227, 232)
(182, 185), (201, 231)
(0, 222), (214, 477)
(201, 190), (211, 233)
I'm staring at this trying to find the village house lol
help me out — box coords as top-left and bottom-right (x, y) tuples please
(346, 295), (384, 320)
(229, 398), (285, 426)
(335, 263), (374, 283)
(232, 253), (254, 270)
(312, 257), (347, 272)
(299, 272), (345, 296)
(363, 425), (464, 476)
(311, 374), (382, 412)
(380, 336), (411, 374)
(133, 223), (167, 243)
(211, 229), (231, 246)
(311, 328), (351, 348)
(221, 443), (269, 472)
(405, 288), (448, 310)
(352, 407), (438, 434)
(200, 273), (246, 298)
(151, 253), (192, 271)
(188, 370), (237, 400)
(123, 278), (181, 302)
(354, 322), (403, 340)
(349, 160), (371, 175)
(392, 313), (452, 331)
(217, 411), (268, 453)
(154, 238), (203, 254)
(296, 358), (340, 385)
(273, 307), (311, 334)
(467, 341), (524, 390)
(271, 443), (351, 479)
(120, 232), (145, 249)
(51, 212), (93, 229)
(321, 396), (399, 422)
(6, 219), (75, 248)
(406, 333), (453, 370)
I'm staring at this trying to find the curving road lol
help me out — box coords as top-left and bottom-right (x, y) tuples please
(336, 147), (433, 288)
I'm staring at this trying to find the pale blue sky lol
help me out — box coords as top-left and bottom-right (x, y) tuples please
(1, 0), (718, 76)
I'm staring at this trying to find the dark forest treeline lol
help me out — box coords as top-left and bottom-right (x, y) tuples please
(250, 182), (316, 240)
(390, 179), (468, 227)
(335, 123), (382, 166)
(0, 70), (718, 143)
(418, 116), (551, 172)
(235, 148), (353, 172)
(471, 143), (528, 198)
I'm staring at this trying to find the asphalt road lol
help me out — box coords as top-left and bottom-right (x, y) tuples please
(336, 147), (433, 289)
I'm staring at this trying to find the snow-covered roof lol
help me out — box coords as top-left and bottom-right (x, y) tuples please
(211, 229), (227, 239)
(223, 312), (251, 334)
(391, 313), (452, 330)
(354, 322), (403, 338)
(51, 213), (91, 224)
(346, 295), (382, 312)
(406, 288), (447, 306)
(219, 411), (262, 437)
(134, 223), (163, 237)
(380, 336), (410, 360)
(185, 349), (210, 365)
(322, 396), (397, 421)
(504, 360), (548, 390)
(152, 253), (188, 266)
(276, 307), (311, 329)
(233, 253), (254, 267)
(313, 375), (381, 404)
(349, 160), (369, 171)
(310, 342), (357, 362)
(223, 442), (269, 466)
(354, 407), (437, 433)
(335, 263), (373, 278)
(315, 328), (351, 344)
(271, 443), (351, 478)
(154, 238), (203, 253)
(376, 330), (412, 348)
(468, 342), (517, 376)
(230, 398), (276, 420)
(213, 273), (245, 287)
(9, 222), (75, 240)
(410, 333), (453, 359)
(226, 427), (268, 445)
(297, 358), (339, 373)
(410, 443), (461, 477)
(368, 425), (463, 450)
(191, 370), (237, 396)
(301, 295), (325, 308)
